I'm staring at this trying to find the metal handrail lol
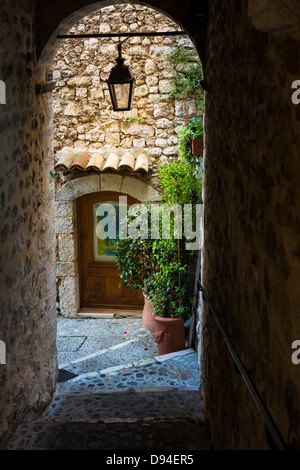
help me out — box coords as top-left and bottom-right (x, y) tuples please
(198, 281), (288, 450)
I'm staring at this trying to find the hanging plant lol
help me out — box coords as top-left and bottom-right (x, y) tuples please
(177, 118), (204, 163)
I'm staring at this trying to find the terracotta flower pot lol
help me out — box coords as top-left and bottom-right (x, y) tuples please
(153, 316), (185, 356)
(142, 296), (156, 333)
(190, 136), (203, 155)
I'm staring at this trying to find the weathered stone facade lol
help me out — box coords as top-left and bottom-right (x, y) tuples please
(52, 4), (201, 171)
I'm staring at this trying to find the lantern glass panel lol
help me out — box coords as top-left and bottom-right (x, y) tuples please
(113, 83), (131, 110)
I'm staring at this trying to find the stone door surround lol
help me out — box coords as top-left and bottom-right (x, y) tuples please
(55, 173), (160, 317)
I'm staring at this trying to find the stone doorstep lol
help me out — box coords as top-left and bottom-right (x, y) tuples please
(77, 313), (115, 319)
(76, 313), (142, 319)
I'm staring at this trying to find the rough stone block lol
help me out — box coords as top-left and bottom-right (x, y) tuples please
(153, 102), (172, 118)
(121, 177), (160, 202)
(55, 201), (73, 217)
(156, 118), (173, 128)
(145, 59), (157, 75)
(63, 102), (82, 116)
(55, 261), (77, 277)
(100, 173), (123, 193)
(58, 233), (76, 262)
(58, 276), (80, 317)
(55, 217), (74, 233)
(175, 100), (198, 118)
(67, 76), (92, 87)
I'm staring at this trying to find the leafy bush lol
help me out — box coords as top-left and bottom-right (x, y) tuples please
(115, 159), (202, 319)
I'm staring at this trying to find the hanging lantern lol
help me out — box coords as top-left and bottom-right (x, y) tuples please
(107, 42), (135, 111)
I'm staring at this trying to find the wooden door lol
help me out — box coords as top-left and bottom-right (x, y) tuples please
(78, 191), (144, 308)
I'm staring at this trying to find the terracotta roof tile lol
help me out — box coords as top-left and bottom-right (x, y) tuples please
(70, 151), (90, 170)
(119, 151), (135, 170)
(54, 148), (150, 173)
(103, 153), (119, 171)
(85, 153), (104, 171)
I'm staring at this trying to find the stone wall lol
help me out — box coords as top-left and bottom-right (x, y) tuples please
(0, 0), (57, 446)
(52, 4), (202, 317)
(52, 4), (201, 174)
(202, 0), (300, 450)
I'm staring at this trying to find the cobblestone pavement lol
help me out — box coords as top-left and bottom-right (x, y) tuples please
(7, 315), (211, 450)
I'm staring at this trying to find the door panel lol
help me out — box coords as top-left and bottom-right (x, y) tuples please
(78, 191), (144, 308)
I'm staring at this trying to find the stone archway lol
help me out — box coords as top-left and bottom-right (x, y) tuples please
(55, 173), (160, 316)
(35, 0), (206, 81)
(0, 0), (206, 448)
(51, 2), (202, 317)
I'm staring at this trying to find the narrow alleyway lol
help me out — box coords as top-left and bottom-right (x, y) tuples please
(7, 315), (211, 450)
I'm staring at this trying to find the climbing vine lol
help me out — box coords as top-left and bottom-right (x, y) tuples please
(162, 45), (204, 110)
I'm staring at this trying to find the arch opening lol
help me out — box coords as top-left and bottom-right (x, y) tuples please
(51, 2), (205, 324)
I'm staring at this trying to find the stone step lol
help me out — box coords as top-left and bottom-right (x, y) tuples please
(56, 348), (199, 393)
(40, 388), (205, 422)
(57, 331), (157, 367)
(58, 335), (159, 376)
(7, 317), (207, 450)
(7, 418), (211, 450)
(7, 389), (210, 450)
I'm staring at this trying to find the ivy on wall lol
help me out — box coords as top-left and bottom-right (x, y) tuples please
(162, 45), (204, 110)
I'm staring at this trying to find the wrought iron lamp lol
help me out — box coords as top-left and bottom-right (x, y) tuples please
(107, 42), (135, 111)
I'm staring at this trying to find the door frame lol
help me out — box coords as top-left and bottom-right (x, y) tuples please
(77, 190), (144, 309)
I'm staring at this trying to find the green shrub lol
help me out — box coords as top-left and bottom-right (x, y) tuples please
(115, 159), (202, 319)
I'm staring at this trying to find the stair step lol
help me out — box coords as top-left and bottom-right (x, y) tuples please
(58, 336), (158, 376)
(7, 418), (211, 450)
(42, 388), (205, 422)
(7, 389), (210, 450)
(56, 349), (199, 394)
(7, 317), (209, 450)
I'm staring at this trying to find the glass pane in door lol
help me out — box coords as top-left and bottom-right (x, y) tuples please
(93, 201), (120, 262)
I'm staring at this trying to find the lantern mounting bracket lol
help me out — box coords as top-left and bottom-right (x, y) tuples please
(57, 31), (186, 39)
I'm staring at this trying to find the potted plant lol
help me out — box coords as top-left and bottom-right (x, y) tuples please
(115, 158), (202, 355)
(115, 211), (158, 334)
(115, 222), (194, 354)
(178, 118), (204, 162)
(148, 238), (195, 355)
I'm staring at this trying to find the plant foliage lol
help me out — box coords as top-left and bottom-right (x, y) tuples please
(177, 118), (204, 163)
(163, 45), (204, 110)
(115, 159), (202, 320)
